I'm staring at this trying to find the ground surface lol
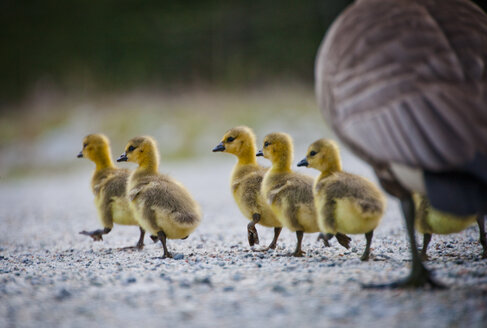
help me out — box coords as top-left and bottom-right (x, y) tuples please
(1, 156), (486, 328)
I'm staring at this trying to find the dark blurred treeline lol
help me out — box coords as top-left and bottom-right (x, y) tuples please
(1, 0), (486, 106)
(0, 0), (351, 105)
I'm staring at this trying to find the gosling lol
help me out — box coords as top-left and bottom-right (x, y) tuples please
(212, 126), (282, 250)
(258, 132), (321, 257)
(298, 139), (386, 261)
(77, 134), (145, 249)
(117, 136), (201, 258)
(414, 194), (485, 260)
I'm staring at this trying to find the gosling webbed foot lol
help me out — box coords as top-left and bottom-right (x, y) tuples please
(360, 252), (370, 261)
(118, 244), (144, 252)
(152, 252), (173, 260)
(291, 249), (305, 257)
(317, 233), (331, 247)
(247, 225), (260, 246)
(335, 233), (352, 249)
(79, 228), (110, 242)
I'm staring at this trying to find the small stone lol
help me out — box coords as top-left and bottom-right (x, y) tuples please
(223, 286), (234, 292)
(194, 276), (212, 286)
(55, 288), (71, 301)
(272, 284), (287, 294)
(173, 254), (185, 260)
(126, 277), (136, 284)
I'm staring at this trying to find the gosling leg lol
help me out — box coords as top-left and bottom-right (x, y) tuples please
(360, 230), (373, 261)
(259, 227), (283, 251)
(363, 194), (445, 289)
(120, 227), (146, 251)
(157, 230), (173, 259)
(247, 213), (261, 246)
(292, 231), (305, 257)
(420, 233), (432, 261)
(79, 227), (111, 241)
(477, 215), (487, 259)
(317, 233), (333, 247)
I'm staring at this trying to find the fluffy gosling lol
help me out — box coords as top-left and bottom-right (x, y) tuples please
(414, 194), (485, 260)
(78, 134), (145, 249)
(212, 126), (282, 250)
(258, 132), (321, 257)
(298, 139), (386, 261)
(117, 136), (201, 258)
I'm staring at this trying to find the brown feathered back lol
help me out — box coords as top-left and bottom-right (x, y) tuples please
(316, 0), (487, 170)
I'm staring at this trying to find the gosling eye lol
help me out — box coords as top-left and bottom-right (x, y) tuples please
(128, 145), (136, 152)
(83, 143), (88, 148)
(226, 136), (235, 143)
(309, 150), (317, 157)
(264, 141), (270, 147)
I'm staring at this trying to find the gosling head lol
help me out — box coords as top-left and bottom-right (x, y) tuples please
(213, 126), (257, 160)
(298, 139), (342, 174)
(257, 132), (293, 169)
(78, 134), (114, 167)
(118, 136), (159, 169)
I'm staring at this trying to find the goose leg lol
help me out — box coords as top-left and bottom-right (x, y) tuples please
(292, 231), (305, 257)
(360, 230), (373, 261)
(247, 213), (260, 246)
(477, 215), (487, 259)
(157, 230), (173, 259)
(363, 194), (445, 289)
(79, 227), (111, 241)
(420, 233), (432, 261)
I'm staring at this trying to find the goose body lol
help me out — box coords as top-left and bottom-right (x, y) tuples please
(315, 0), (487, 287)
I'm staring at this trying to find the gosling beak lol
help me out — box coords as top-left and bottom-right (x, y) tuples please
(297, 158), (309, 167)
(256, 150), (264, 157)
(212, 142), (225, 152)
(77, 151), (83, 158)
(117, 152), (128, 162)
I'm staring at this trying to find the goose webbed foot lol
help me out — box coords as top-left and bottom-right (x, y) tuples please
(362, 264), (446, 289)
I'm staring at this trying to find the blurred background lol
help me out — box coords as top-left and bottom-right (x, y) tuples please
(1, 0), (486, 179)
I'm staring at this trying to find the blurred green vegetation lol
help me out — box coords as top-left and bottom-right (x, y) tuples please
(0, 0), (355, 106)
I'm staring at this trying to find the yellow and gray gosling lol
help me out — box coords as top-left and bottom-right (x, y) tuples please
(298, 139), (386, 261)
(77, 134), (145, 249)
(212, 126), (282, 250)
(117, 136), (201, 258)
(414, 194), (485, 260)
(258, 132), (322, 257)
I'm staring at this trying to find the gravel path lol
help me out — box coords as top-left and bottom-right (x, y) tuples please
(1, 157), (486, 328)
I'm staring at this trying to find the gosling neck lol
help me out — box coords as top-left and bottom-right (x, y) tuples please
(94, 150), (116, 171)
(318, 156), (342, 179)
(237, 144), (257, 166)
(270, 153), (292, 173)
(136, 151), (159, 173)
